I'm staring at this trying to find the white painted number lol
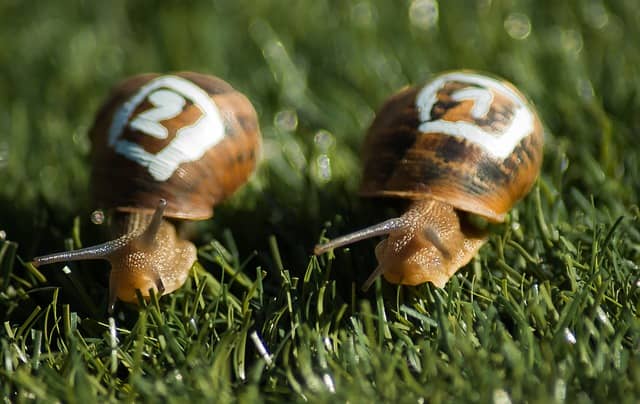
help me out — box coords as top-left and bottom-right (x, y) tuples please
(450, 87), (492, 119)
(108, 76), (225, 181)
(415, 72), (534, 159)
(129, 89), (185, 139)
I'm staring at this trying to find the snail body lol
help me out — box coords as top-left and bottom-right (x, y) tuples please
(315, 71), (543, 289)
(33, 72), (261, 311)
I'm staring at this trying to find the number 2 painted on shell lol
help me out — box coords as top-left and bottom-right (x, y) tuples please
(416, 72), (534, 160)
(128, 89), (185, 139)
(108, 75), (225, 181)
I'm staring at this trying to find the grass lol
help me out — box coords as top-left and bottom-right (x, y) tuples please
(1, 0), (639, 402)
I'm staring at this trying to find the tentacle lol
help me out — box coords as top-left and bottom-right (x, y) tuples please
(139, 199), (167, 248)
(32, 234), (133, 267)
(362, 265), (386, 292)
(314, 217), (406, 255)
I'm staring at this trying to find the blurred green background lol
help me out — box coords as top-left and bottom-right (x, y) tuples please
(1, 0), (639, 401)
(3, 0), (638, 249)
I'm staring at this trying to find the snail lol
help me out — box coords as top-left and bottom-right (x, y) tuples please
(314, 71), (543, 290)
(32, 72), (261, 311)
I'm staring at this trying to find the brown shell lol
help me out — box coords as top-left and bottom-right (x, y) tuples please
(90, 72), (261, 220)
(360, 71), (543, 222)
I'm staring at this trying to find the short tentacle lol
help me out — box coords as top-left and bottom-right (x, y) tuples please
(139, 199), (167, 248)
(362, 265), (386, 291)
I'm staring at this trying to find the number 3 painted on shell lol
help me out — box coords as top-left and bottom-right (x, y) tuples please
(416, 72), (534, 160)
(108, 75), (225, 181)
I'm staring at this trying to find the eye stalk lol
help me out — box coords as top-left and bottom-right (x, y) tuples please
(313, 217), (407, 256)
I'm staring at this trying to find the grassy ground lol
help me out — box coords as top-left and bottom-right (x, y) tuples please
(1, 0), (639, 402)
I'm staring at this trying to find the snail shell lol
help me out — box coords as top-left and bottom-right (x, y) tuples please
(33, 72), (261, 311)
(91, 71), (260, 219)
(315, 70), (543, 289)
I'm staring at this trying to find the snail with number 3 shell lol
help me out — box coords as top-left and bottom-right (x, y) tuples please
(315, 71), (543, 290)
(33, 72), (261, 311)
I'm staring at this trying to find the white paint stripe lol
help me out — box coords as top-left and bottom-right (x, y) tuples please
(416, 72), (534, 160)
(114, 140), (154, 166)
(419, 106), (533, 159)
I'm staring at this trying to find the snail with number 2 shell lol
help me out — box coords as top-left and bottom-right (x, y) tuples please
(32, 72), (261, 311)
(315, 71), (543, 290)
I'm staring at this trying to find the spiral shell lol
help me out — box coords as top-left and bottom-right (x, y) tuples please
(90, 72), (261, 220)
(360, 71), (543, 222)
